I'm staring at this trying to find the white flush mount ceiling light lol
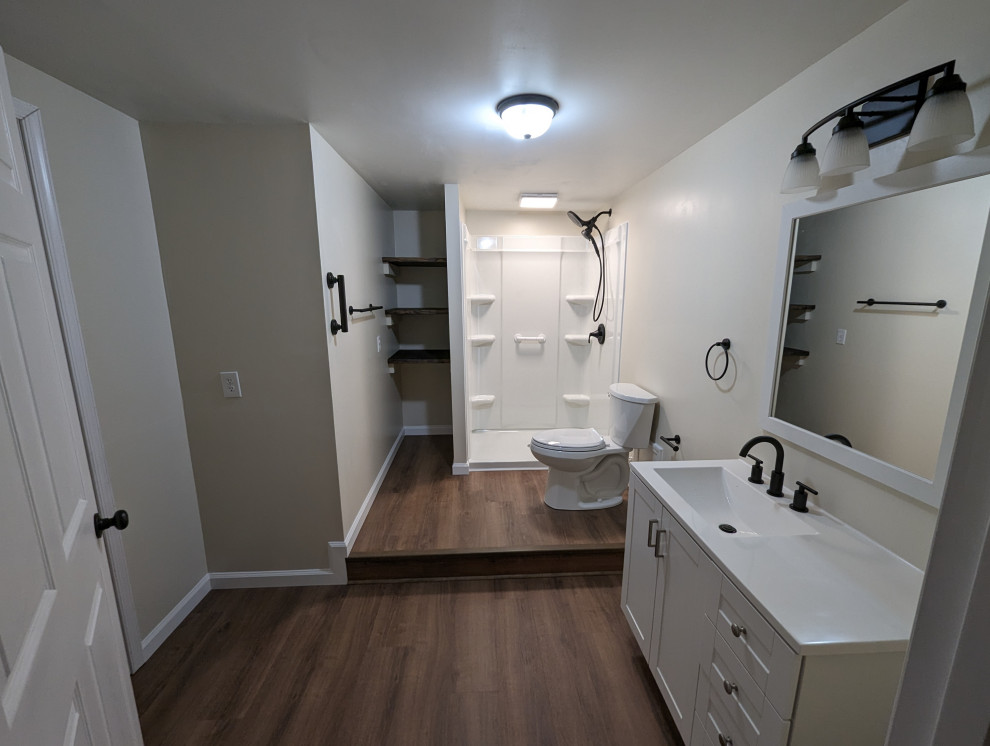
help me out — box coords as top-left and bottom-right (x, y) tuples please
(519, 193), (559, 209)
(497, 94), (559, 140)
(781, 60), (975, 194)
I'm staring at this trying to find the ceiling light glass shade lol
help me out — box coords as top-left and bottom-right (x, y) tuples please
(519, 193), (558, 209)
(820, 114), (870, 177)
(907, 75), (975, 151)
(780, 142), (820, 194)
(497, 94), (559, 140)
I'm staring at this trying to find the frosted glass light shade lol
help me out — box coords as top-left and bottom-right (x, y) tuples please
(497, 94), (558, 140)
(907, 88), (975, 151)
(781, 143), (820, 194)
(820, 116), (870, 177)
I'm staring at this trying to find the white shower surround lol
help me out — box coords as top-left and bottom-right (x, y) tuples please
(463, 224), (628, 468)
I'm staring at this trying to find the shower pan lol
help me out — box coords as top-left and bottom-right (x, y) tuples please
(462, 224), (628, 469)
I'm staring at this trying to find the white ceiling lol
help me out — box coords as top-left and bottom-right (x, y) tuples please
(0, 0), (905, 211)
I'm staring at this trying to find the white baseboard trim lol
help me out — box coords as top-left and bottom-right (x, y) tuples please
(139, 573), (211, 662)
(403, 424), (453, 436)
(344, 430), (405, 554)
(468, 462), (547, 472)
(211, 542), (348, 589)
(452, 462), (470, 475)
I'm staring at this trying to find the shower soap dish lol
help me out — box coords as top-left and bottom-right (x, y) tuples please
(562, 394), (591, 406)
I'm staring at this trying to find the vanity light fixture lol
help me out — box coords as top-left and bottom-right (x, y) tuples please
(781, 60), (975, 193)
(497, 94), (559, 140)
(519, 193), (559, 209)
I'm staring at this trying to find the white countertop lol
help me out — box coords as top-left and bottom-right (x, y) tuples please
(631, 458), (924, 656)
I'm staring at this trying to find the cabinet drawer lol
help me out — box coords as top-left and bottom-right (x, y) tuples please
(713, 576), (800, 717)
(711, 632), (768, 737)
(697, 670), (789, 746)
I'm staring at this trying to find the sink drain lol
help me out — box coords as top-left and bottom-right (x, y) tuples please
(719, 524), (738, 534)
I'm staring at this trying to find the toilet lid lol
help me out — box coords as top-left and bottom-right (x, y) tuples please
(532, 428), (606, 452)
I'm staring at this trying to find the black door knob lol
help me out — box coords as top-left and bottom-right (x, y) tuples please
(94, 509), (129, 538)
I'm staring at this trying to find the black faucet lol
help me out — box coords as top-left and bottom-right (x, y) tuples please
(739, 435), (785, 497)
(588, 323), (606, 345)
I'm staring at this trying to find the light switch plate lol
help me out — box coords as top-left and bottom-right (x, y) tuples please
(220, 371), (242, 398)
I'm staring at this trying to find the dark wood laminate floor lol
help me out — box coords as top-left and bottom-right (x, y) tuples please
(133, 576), (682, 746)
(352, 435), (627, 553)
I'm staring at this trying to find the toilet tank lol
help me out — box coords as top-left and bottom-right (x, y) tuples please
(608, 383), (658, 449)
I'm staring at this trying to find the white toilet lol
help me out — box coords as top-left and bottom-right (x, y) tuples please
(529, 383), (658, 510)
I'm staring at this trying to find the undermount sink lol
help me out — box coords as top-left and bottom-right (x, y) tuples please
(653, 465), (818, 537)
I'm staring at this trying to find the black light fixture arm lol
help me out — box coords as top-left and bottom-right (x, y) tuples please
(797, 61), (956, 146)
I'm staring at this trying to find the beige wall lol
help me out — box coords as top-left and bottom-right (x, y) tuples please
(5, 58), (208, 638)
(309, 127), (403, 539)
(142, 123), (342, 571)
(613, 0), (990, 569)
(392, 210), (452, 429)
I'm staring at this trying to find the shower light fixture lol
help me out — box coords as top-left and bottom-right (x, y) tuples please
(519, 193), (558, 209)
(781, 60), (975, 194)
(497, 94), (559, 140)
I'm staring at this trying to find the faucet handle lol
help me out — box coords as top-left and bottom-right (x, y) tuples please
(745, 454), (764, 484)
(790, 480), (818, 513)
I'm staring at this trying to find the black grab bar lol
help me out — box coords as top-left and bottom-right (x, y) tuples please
(326, 272), (349, 334)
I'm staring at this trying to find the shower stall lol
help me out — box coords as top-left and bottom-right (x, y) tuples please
(462, 223), (628, 468)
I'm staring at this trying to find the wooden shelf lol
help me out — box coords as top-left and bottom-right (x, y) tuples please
(783, 346), (810, 358)
(385, 307), (448, 317)
(382, 257), (447, 268)
(387, 349), (450, 365)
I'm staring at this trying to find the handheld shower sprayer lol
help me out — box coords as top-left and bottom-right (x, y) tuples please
(566, 208), (612, 322)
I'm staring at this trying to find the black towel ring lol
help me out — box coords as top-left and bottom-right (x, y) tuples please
(705, 339), (731, 381)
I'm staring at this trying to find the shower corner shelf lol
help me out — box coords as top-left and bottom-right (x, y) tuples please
(562, 394), (591, 406)
(563, 334), (591, 346)
(565, 294), (596, 306)
(470, 395), (495, 408)
(782, 346), (810, 358)
(467, 294), (496, 306)
(469, 334), (496, 347)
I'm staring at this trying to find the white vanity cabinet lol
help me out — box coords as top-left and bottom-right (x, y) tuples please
(621, 473), (718, 741)
(623, 466), (913, 746)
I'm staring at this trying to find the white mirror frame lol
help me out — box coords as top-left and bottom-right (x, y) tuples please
(761, 152), (990, 508)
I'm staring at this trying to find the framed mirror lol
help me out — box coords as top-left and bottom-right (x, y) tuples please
(761, 158), (990, 508)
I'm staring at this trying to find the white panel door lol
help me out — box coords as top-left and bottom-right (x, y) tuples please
(500, 251), (560, 427)
(0, 49), (143, 746)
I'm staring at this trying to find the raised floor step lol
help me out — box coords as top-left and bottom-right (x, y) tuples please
(347, 543), (624, 582)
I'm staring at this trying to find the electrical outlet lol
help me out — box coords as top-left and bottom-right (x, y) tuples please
(220, 371), (242, 398)
(836, 328), (847, 345)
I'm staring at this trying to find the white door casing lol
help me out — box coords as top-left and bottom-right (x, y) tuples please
(0, 47), (144, 746)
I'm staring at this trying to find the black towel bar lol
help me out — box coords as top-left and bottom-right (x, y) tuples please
(857, 298), (947, 308)
(349, 304), (384, 315)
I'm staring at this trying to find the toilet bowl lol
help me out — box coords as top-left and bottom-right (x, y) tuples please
(529, 383), (658, 510)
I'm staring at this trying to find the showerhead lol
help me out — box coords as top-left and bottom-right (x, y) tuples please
(566, 208), (613, 233)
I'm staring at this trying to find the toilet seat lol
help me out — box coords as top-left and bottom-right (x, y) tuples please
(531, 428), (605, 452)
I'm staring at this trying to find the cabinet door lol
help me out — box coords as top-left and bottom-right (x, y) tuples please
(650, 509), (707, 744)
(621, 475), (663, 658)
